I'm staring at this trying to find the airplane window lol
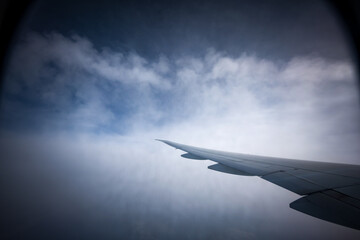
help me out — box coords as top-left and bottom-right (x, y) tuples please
(0, 0), (359, 239)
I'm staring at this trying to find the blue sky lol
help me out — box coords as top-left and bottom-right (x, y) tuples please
(1, 0), (360, 239)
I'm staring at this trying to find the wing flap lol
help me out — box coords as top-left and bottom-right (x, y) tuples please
(335, 185), (360, 200)
(262, 171), (323, 195)
(287, 169), (360, 189)
(262, 169), (360, 195)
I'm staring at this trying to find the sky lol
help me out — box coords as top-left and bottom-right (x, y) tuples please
(0, 0), (360, 239)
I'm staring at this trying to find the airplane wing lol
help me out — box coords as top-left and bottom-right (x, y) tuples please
(157, 139), (360, 230)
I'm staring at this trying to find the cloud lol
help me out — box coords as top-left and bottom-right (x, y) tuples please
(1, 127), (359, 239)
(2, 31), (360, 162)
(1, 31), (360, 238)
(9, 32), (169, 86)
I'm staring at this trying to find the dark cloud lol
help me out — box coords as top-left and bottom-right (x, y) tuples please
(21, 0), (350, 60)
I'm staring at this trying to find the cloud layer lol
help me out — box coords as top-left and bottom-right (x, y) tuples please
(1, 31), (360, 239)
(2, 31), (359, 161)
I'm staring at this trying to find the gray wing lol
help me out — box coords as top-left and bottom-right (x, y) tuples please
(158, 139), (360, 230)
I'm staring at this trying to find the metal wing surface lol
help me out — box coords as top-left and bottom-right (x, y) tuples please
(158, 139), (360, 230)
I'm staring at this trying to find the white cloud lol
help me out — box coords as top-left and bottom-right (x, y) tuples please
(3, 31), (360, 163)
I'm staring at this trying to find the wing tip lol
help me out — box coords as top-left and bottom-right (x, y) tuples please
(155, 139), (168, 143)
(155, 139), (179, 149)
